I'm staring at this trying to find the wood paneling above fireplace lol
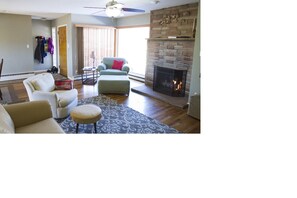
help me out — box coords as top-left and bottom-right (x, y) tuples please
(150, 3), (198, 39)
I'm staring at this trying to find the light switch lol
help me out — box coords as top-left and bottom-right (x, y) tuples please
(26, 44), (30, 48)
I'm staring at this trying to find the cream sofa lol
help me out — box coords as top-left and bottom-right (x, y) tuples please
(23, 73), (78, 118)
(0, 100), (64, 133)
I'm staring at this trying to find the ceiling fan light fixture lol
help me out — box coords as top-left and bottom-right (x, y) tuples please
(106, 6), (122, 17)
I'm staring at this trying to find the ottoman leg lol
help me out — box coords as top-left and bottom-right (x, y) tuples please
(94, 123), (97, 133)
(76, 123), (79, 133)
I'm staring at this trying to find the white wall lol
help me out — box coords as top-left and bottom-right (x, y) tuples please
(0, 13), (34, 75)
(32, 19), (52, 71)
(189, 4), (200, 96)
(71, 14), (116, 26)
(116, 14), (150, 27)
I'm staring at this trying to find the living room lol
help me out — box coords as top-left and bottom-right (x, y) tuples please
(0, 0), (200, 133)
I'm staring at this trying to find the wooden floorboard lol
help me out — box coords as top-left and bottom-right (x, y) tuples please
(1, 78), (200, 133)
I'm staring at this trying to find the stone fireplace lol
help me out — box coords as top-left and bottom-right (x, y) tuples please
(145, 3), (198, 96)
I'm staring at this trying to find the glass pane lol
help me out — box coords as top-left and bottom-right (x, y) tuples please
(51, 27), (57, 66)
(117, 27), (149, 76)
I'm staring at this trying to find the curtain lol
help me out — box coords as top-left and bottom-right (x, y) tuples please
(83, 27), (115, 68)
(76, 26), (115, 74)
(77, 27), (84, 74)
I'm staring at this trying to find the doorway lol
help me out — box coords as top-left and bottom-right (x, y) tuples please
(58, 25), (67, 77)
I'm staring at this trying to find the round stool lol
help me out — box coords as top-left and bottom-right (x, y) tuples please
(70, 104), (102, 133)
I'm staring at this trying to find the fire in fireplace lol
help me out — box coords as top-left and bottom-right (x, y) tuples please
(153, 66), (187, 97)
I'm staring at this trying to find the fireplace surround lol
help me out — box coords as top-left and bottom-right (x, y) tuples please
(153, 66), (187, 97)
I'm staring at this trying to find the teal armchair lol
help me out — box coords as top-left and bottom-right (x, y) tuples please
(97, 57), (130, 75)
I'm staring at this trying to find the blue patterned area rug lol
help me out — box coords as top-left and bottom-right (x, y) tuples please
(58, 95), (179, 134)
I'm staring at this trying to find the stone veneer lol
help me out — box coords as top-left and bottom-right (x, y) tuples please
(145, 3), (198, 94)
(145, 39), (195, 93)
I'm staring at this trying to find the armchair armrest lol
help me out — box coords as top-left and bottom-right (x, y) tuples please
(98, 63), (107, 72)
(32, 91), (58, 105)
(122, 63), (130, 74)
(4, 101), (53, 128)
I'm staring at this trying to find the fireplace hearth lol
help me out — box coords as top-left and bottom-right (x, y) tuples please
(153, 66), (187, 97)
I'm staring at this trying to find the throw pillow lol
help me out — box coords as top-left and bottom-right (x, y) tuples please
(31, 78), (51, 92)
(111, 60), (124, 70)
(30, 75), (55, 92)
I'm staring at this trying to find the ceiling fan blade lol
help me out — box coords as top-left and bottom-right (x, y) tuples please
(84, 6), (106, 9)
(122, 8), (145, 12)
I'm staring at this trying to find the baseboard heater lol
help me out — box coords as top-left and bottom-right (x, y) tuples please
(128, 73), (145, 82)
(0, 70), (46, 81)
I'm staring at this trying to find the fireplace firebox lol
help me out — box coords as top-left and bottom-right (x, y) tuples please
(153, 66), (187, 97)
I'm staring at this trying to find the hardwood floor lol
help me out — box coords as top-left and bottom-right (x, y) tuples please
(1, 78), (200, 133)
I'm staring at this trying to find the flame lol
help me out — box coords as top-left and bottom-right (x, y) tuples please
(172, 80), (183, 91)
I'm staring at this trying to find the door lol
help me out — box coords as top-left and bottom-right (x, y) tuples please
(58, 26), (67, 77)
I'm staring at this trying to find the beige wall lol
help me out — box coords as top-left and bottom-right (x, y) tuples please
(0, 13), (34, 75)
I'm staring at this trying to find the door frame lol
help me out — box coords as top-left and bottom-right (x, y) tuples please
(57, 24), (68, 77)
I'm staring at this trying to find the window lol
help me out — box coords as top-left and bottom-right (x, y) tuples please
(77, 25), (149, 76)
(117, 26), (149, 77)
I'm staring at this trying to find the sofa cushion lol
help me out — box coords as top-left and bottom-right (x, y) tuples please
(111, 60), (124, 70)
(30, 74), (55, 92)
(15, 118), (64, 133)
(54, 89), (78, 108)
(0, 105), (15, 133)
(100, 69), (127, 75)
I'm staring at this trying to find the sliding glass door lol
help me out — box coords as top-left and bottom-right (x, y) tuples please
(117, 26), (149, 77)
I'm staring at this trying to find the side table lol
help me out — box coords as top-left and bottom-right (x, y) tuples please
(82, 67), (98, 85)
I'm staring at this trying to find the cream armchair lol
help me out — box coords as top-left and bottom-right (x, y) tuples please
(23, 73), (78, 118)
(0, 100), (64, 133)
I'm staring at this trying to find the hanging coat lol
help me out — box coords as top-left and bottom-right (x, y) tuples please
(34, 36), (47, 63)
(47, 37), (54, 55)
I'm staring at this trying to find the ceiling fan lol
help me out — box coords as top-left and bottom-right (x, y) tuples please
(84, 0), (145, 18)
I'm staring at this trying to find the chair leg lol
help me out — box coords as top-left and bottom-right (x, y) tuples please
(94, 123), (97, 133)
(76, 123), (79, 133)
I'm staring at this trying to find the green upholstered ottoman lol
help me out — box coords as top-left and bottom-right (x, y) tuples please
(98, 75), (130, 95)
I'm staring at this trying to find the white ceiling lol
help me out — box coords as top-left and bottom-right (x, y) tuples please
(0, 0), (199, 20)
